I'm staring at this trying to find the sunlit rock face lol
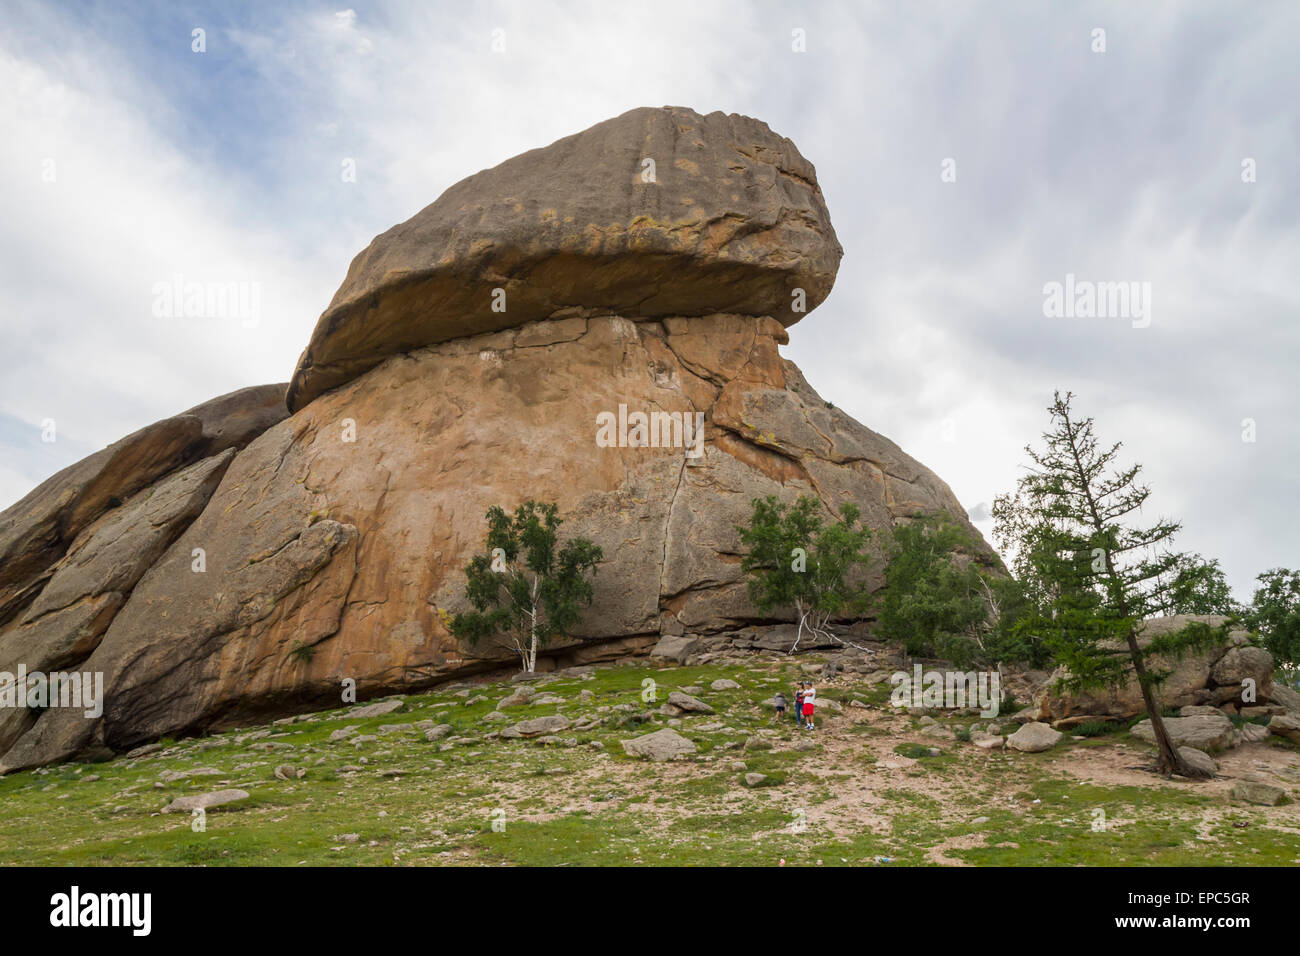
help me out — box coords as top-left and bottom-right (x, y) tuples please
(286, 105), (843, 412)
(0, 108), (995, 771)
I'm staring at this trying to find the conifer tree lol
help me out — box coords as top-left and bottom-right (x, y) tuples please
(993, 392), (1222, 778)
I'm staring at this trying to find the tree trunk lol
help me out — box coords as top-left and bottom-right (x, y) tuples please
(1124, 628), (1208, 778)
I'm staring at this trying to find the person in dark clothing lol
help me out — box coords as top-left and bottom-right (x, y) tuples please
(773, 691), (788, 722)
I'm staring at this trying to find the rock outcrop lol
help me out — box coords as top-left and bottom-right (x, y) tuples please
(0, 107), (986, 771)
(1030, 615), (1286, 724)
(286, 106), (842, 412)
(0, 386), (288, 758)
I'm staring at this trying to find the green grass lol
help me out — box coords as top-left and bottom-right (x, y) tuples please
(0, 657), (1296, 867)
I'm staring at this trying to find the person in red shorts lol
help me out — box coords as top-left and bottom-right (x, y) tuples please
(802, 680), (816, 730)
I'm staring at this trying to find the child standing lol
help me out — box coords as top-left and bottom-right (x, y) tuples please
(773, 691), (788, 722)
(802, 681), (816, 730)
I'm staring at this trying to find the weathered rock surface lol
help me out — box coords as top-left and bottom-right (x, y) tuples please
(1268, 683), (1300, 714)
(1130, 713), (1236, 753)
(503, 715), (572, 739)
(161, 788), (250, 813)
(649, 634), (702, 665)
(0, 384), (286, 630)
(0, 450), (238, 753)
(1031, 616), (1273, 722)
(0, 111), (993, 772)
(1175, 747), (1218, 777)
(287, 106), (842, 411)
(1230, 780), (1287, 806)
(347, 700), (404, 719)
(180, 384), (290, 458)
(1269, 714), (1300, 742)
(1006, 722), (1062, 753)
(664, 691), (714, 715)
(621, 728), (697, 761)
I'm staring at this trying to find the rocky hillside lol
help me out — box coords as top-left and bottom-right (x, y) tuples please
(2, 106), (994, 771)
(0, 647), (1295, 867)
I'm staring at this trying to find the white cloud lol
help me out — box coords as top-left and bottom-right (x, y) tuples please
(1, 0), (1296, 604)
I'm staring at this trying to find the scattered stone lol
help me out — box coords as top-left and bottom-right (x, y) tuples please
(710, 679), (741, 691)
(621, 728), (697, 762)
(162, 789), (250, 813)
(348, 699), (404, 719)
(1267, 683), (1300, 713)
(497, 687), (536, 708)
(649, 635), (702, 665)
(1239, 705), (1284, 719)
(1176, 747), (1218, 777)
(1211, 646), (1274, 688)
(1238, 723), (1271, 744)
(743, 772), (768, 787)
(1130, 714), (1234, 753)
(1268, 714), (1300, 742)
(505, 715), (573, 739)
(1231, 780), (1287, 806)
(158, 767), (222, 783)
(663, 691), (714, 715)
(1007, 722), (1063, 753)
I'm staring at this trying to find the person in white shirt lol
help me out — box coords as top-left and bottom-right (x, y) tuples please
(802, 682), (816, 730)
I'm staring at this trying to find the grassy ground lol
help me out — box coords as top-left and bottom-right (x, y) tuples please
(1, 655), (1297, 866)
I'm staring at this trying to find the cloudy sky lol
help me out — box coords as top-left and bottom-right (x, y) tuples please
(2, 1), (1296, 600)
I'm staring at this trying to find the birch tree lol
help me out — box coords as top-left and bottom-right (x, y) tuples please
(451, 501), (602, 673)
(738, 495), (874, 652)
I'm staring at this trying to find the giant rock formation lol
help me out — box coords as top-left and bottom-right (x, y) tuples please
(0, 106), (987, 770)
